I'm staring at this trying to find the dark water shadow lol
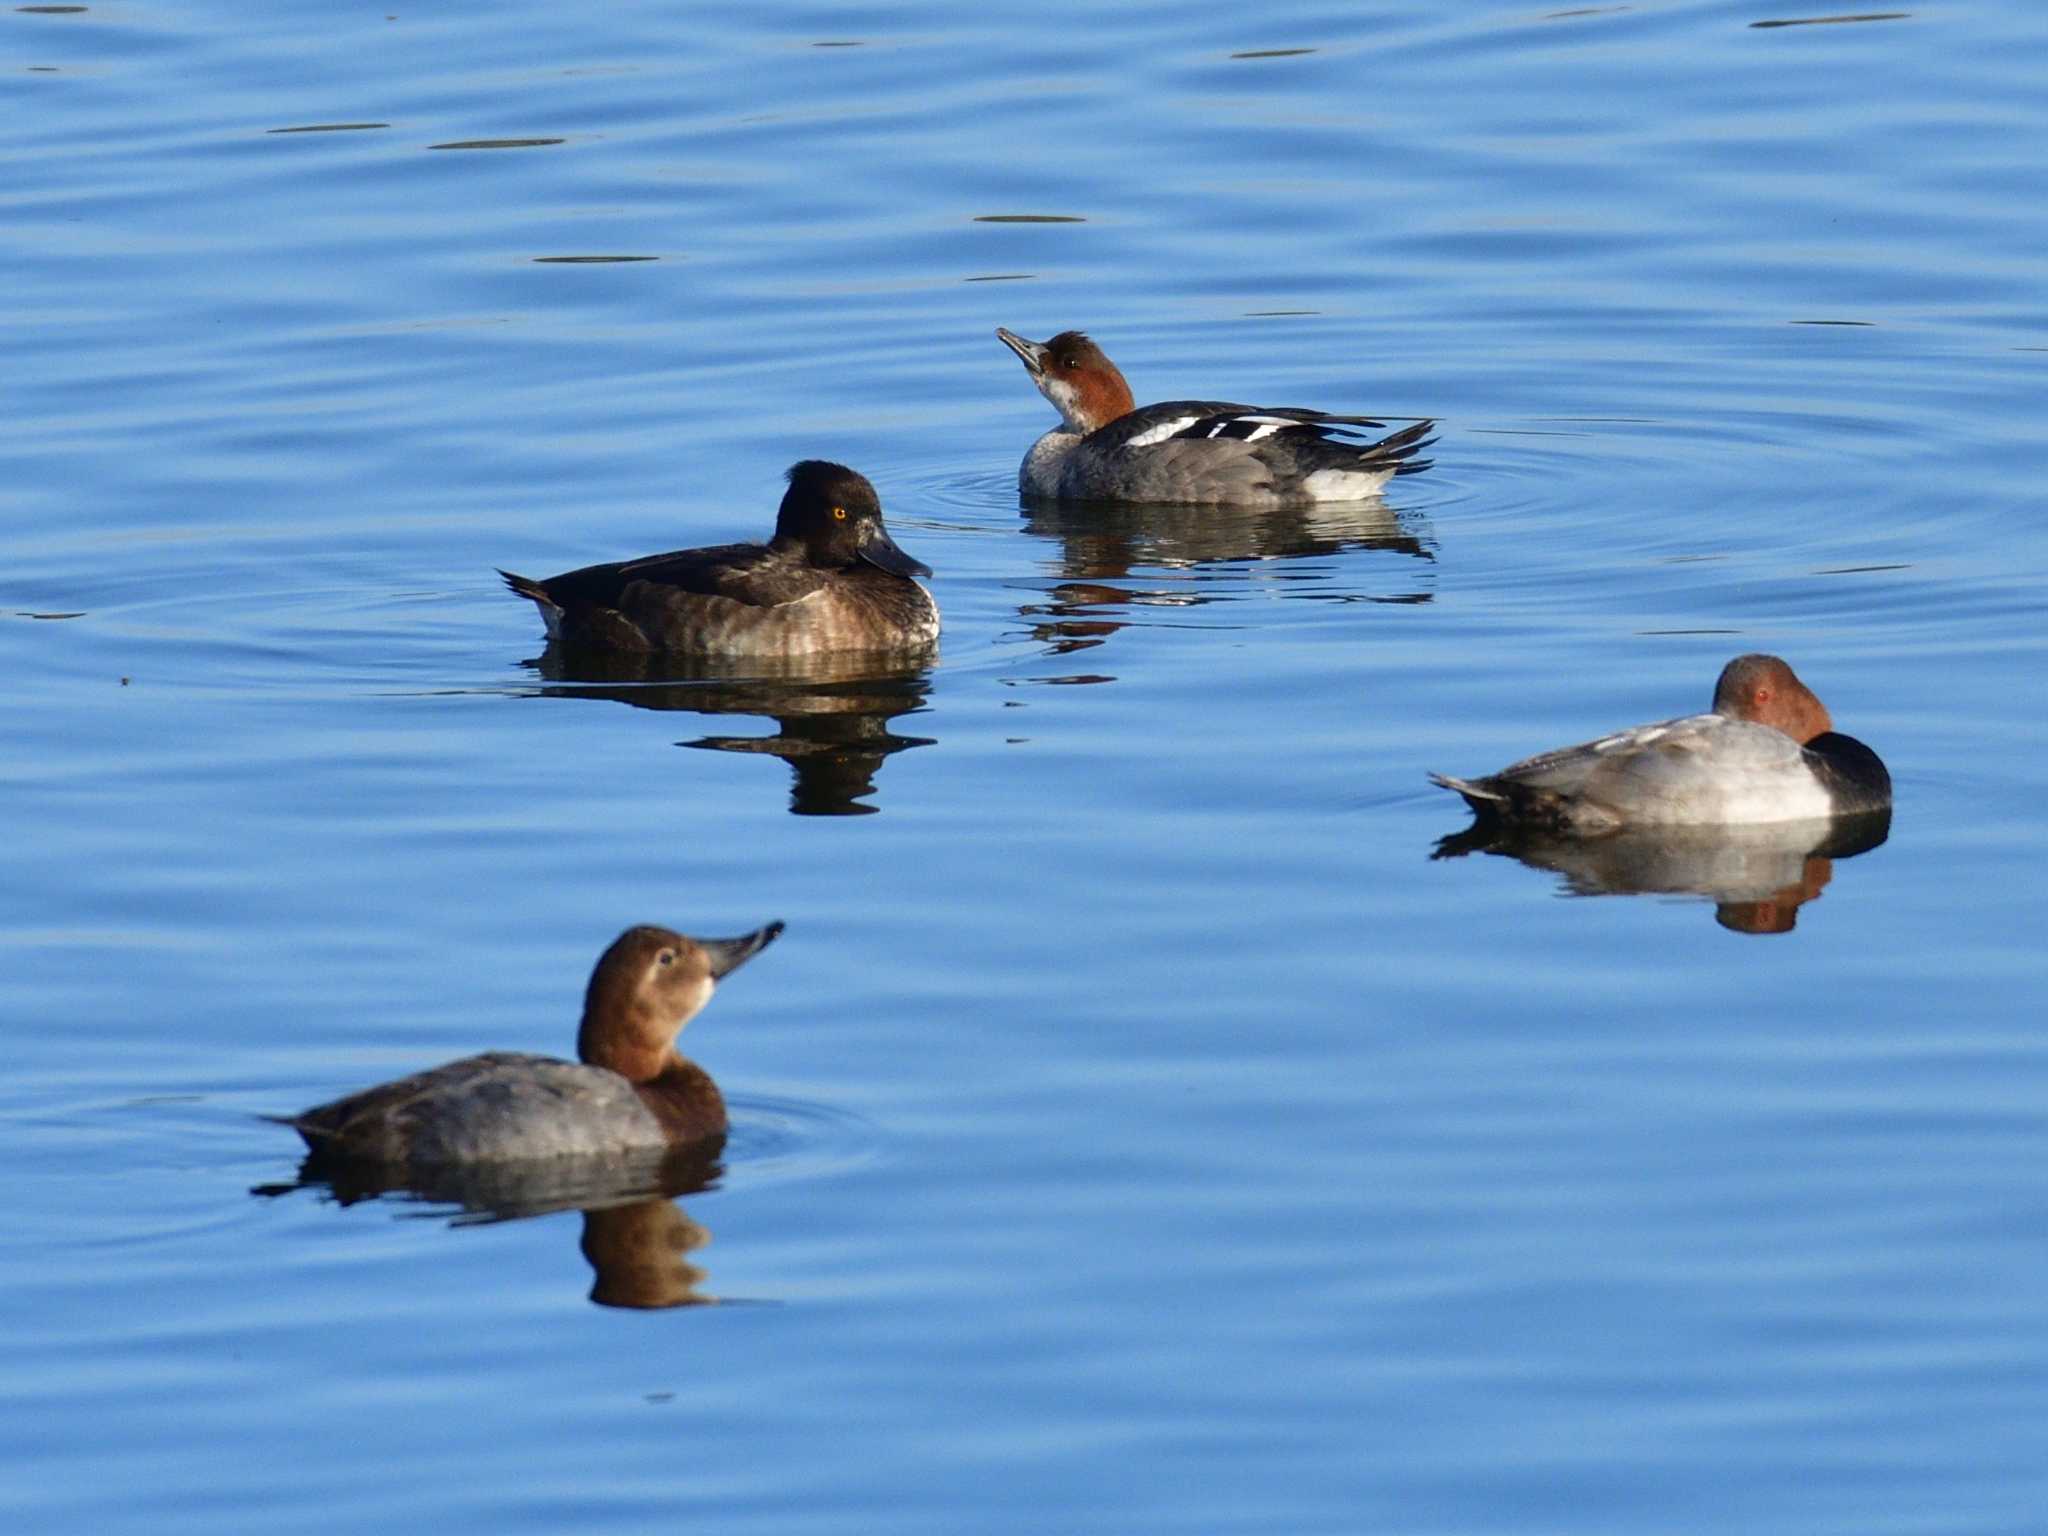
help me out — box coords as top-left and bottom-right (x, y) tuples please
(255, 1141), (731, 1308)
(519, 645), (937, 817)
(1433, 809), (1891, 935)
(1015, 495), (1435, 654)
(1750, 13), (1909, 29)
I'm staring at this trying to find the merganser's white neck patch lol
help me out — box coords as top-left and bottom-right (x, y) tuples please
(1042, 374), (1091, 433)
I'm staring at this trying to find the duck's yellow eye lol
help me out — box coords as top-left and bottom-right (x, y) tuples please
(832, 506), (847, 521)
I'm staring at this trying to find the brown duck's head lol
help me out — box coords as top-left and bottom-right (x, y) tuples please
(576, 921), (783, 1081)
(1711, 653), (1834, 743)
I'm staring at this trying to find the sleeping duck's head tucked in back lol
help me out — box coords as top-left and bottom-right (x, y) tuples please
(499, 460), (938, 657)
(1708, 652), (1833, 743)
(1429, 653), (1889, 834)
(272, 921), (784, 1168)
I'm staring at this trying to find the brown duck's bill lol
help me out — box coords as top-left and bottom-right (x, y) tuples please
(995, 326), (1047, 377)
(857, 521), (932, 579)
(701, 921), (785, 980)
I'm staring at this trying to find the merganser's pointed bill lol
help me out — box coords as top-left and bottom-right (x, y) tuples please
(996, 326), (1049, 378)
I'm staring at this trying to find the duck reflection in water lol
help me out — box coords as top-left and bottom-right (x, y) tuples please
(1433, 809), (1891, 934)
(1016, 496), (1434, 656)
(522, 644), (935, 816)
(256, 1147), (728, 1309)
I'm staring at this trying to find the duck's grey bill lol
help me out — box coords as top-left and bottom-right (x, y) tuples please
(701, 921), (784, 980)
(995, 327), (1046, 375)
(858, 522), (933, 579)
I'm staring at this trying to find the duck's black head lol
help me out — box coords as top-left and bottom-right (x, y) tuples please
(774, 460), (931, 578)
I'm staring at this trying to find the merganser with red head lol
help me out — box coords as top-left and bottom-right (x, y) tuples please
(1430, 654), (1890, 833)
(995, 327), (1434, 507)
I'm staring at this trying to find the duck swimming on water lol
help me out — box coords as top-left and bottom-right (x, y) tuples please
(500, 460), (938, 657)
(995, 327), (1434, 507)
(1430, 654), (1890, 834)
(271, 922), (783, 1166)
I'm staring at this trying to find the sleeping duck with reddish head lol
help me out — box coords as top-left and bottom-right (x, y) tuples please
(271, 922), (782, 1167)
(500, 460), (937, 657)
(1430, 654), (1891, 834)
(995, 327), (1434, 507)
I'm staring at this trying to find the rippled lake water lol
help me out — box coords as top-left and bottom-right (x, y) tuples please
(5, 2), (2047, 1532)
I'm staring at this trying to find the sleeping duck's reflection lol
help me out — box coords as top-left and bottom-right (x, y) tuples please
(523, 643), (935, 816)
(1433, 809), (1891, 934)
(255, 1142), (727, 1309)
(1017, 496), (1433, 653)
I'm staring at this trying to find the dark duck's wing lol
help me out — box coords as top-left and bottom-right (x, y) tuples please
(499, 542), (844, 651)
(501, 540), (821, 614)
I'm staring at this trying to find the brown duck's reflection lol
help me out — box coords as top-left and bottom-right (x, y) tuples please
(253, 1140), (727, 1309)
(1433, 809), (1891, 935)
(582, 1197), (715, 1310)
(524, 643), (935, 816)
(1017, 496), (1434, 654)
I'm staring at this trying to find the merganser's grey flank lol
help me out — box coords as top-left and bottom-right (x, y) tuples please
(996, 327), (1434, 507)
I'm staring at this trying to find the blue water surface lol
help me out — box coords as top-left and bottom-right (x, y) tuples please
(4, 2), (2046, 1532)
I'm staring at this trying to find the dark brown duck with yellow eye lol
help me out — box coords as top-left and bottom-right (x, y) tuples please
(500, 460), (939, 657)
(270, 922), (782, 1166)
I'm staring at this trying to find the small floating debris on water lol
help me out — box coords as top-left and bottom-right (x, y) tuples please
(1545, 6), (1635, 17)
(973, 214), (1086, 224)
(532, 255), (661, 264)
(1244, 310), (1322, 318)
(268, 123), (390, 135)
(963, 274), (1037, 283)
(1230, 48), (1316, 59)
(429, 138), (566, 150)
(1790, 319), (1876, 326)
(17, 6), (90, 14)
(1750, 12), (1909, 27)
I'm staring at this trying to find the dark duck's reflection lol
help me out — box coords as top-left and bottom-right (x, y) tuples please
(1433, 809), (1891, 934)
(523, 644), (936, 816)
(1017, 496), (1434, 654)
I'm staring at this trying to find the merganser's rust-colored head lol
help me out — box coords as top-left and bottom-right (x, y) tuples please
(577, 922), (783, 1084)
(1712, 654), (1834, 743)
(996, 327), (1137, 434)
(773, 459), (930, 579)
